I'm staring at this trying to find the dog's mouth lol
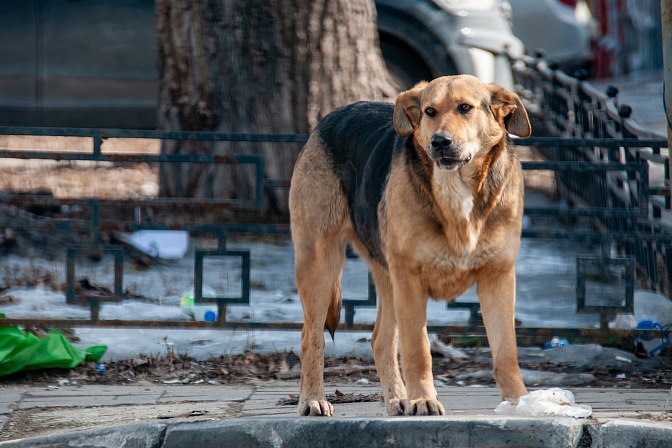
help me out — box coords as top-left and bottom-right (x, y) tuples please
(435, 155), (472, 170)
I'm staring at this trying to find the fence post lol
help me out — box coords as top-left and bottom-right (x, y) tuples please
(663, 0), (672, 190)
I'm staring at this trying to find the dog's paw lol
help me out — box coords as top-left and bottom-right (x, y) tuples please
(298, 398), (334, 417)
(385, 398), (408, 416)
(408, 398), (446, 416)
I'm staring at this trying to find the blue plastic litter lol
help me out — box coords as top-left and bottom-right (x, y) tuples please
(635, 320), (671, 356)
(542, 337), (570, 350)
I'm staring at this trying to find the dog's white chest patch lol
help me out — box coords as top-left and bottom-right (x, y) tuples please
(458, 190), (474, 219)
(433, 171), (479, 253)
(434, 172), (473, 216)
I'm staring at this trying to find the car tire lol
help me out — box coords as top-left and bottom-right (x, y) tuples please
(380, 40), (433, 91)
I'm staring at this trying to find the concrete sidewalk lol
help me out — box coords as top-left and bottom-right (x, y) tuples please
(1, 382), (671, 446)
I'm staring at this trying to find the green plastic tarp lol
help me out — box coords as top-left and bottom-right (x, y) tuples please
(0, 314), (106, 376)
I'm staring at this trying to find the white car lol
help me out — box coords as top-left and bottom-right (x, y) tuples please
(508, 0), (595, 73)
(377, 0), (524, 90)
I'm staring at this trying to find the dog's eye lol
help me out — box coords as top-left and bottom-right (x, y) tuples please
(459, 103), (473, 113)
(424, 108), (436, 118)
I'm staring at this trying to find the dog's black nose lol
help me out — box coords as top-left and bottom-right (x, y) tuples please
(431, 135), (452, 151)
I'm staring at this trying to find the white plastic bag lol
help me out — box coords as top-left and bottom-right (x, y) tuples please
(494, 388), (592, 418)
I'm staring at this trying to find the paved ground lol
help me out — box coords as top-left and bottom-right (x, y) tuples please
(1, 381), (671, 446)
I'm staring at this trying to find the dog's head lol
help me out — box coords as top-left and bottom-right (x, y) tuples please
(393, 75), (530, 171)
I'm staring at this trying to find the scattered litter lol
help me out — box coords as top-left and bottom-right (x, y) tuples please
(616, 373), (626, 379)
(529, 344), (644, 372)
(434, 379), (445, 388)
(57, 379), (70, 386)
(635, 320), (671, 357)
(430, 338), (469, 359)
(494, 388), (592, 418)
(157, 410), (208, 419)
(542, 337), (570, 350)
(0, 319), (106, 377)
(0, 295), (20, 305)
(357, 378), (369, 385)
(139, 182), (159, 198)
(456, 381), (465, 386)
(180, 285), (218, 322)
(456, 369), (595, 387)
(276, 369), (301, 380)
(611, 314), (637, 329)
(193, 379), (204, 384)
(207, 380), (218, 385)
(522, 215), (531, 229)
(163, 379), (181, 384)
(615, 356), (633, 363)
(126, 230), (189, 259)
(277, 391), (382, 406)
(612, 292), (672, 356)
(96, 364), (106, 373)
(46, 385), (60, 390)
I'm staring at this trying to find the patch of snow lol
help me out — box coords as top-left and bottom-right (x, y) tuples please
(0, 237), (619, 362)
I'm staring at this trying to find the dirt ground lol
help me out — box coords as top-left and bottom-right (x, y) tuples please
(2, 344), (671, 392)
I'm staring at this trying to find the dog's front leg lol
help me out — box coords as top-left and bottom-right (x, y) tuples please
(390, 265), (445, 416)
(477, 266), (528, 403)
(370, 266), (408, 416)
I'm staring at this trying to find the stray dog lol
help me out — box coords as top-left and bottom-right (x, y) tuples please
(289, 75), (531, 416)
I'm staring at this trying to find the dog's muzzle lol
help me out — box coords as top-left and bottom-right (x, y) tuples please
(429, 134), (471, 170)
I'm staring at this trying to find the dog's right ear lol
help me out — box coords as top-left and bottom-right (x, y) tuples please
(393, 81), (427, 136)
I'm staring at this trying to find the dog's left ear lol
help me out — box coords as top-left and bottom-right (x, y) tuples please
(393, 81), (428, 136)
(487, 84), (531, 138)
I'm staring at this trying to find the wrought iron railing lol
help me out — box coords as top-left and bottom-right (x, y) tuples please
(511, 53), (671, 298)
(0, 69), (669, 344)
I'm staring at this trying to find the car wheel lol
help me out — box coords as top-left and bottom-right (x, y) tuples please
(380, 40), (433, 91)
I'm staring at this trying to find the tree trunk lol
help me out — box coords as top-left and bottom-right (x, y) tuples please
(156, 0), (396, 218)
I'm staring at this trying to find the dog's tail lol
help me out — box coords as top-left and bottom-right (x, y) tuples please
(324, 281), (342, 340)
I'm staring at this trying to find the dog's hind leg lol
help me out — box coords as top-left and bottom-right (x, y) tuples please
(289, 136), (349, 416)
(370, 263), (408, 416)
(294, 235), (346, 416)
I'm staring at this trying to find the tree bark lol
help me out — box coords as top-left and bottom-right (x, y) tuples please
(156, 0), (396, 217)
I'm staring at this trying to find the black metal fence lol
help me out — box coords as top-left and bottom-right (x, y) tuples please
(0, 58), (670, 345)
(511, 54), (671, 300)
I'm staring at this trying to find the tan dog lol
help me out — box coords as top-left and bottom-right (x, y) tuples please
(289, 75), (531, 416)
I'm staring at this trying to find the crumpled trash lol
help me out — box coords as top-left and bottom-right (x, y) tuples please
(180, 285), (218, 321)
(611, 291), (672, 356)
(430, 337), (469, 359)
(542, 336), (570, 350)
(0, 313), (107, 376)
(456, 369), (595, 387)
(494, 388), (592, 418)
